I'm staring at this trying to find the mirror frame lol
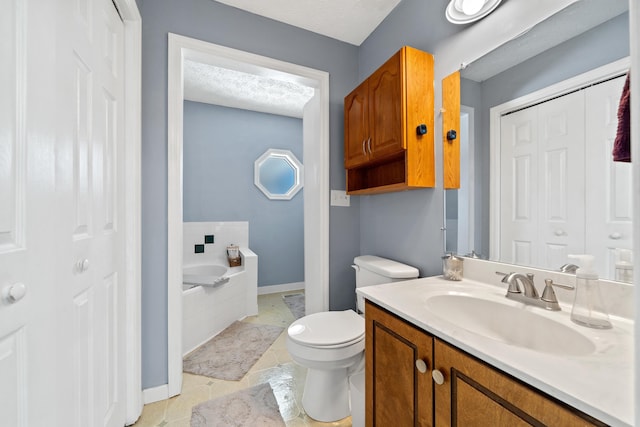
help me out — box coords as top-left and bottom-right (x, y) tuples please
(254, 148), (304, 200)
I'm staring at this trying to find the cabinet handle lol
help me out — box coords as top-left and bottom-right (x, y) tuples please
(415, 359), (428, 374)
(432, 369), (445, 385)
(367, 138), (372, 155)
(609, 232), (622, 240)
(362, 139), (367, 156)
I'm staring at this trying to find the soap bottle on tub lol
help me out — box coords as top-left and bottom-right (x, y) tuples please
(567, 254), (612, 329)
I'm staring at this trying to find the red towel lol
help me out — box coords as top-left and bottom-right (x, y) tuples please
(612, 72), (630, 162)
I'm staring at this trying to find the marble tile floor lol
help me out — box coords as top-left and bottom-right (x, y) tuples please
(132, 291), (353, 427)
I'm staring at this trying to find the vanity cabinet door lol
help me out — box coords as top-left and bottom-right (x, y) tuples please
(365, 301), (434, 427)
(433, 339), (605, 427)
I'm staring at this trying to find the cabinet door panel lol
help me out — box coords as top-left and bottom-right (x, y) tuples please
(434, 339), (604, 427)
(369, 52), (404, 161)
(344, 81), (369, 168)
(365, 302), (433, 427)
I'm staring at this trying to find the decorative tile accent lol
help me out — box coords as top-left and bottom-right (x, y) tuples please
(195, 244), (205, 253)
(204, 234), (215, 244)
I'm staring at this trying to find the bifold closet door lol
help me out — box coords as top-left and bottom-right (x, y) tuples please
(585, 75), (632, 277)
(500, 74), (630, 276)
(499, 90), (585, 269)
(0, 0), (127, 426)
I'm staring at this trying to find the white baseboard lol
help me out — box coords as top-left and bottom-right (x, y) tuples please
(257, 282), (304, 295)
(142, 384), (170, 404)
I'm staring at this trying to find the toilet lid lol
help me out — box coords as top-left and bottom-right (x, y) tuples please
(288, 310), (364, 347)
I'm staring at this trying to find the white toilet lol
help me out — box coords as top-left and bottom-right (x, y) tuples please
(286, 255), (419, 422)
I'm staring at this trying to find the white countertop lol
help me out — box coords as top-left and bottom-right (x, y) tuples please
(357, 275), (634, 426)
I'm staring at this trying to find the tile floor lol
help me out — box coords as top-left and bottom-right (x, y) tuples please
(132, 291), (353, 427)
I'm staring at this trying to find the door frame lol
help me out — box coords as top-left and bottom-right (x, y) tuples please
(110, 0), (143, 423)
(489, 57), (630, 259)
(166, 33), (330, 398)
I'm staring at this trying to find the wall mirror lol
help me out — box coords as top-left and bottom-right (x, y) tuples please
(254, 148), (303, 200)
(444, 0), (631, 281)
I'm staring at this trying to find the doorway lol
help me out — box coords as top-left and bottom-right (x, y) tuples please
(166, 34), (330, 397)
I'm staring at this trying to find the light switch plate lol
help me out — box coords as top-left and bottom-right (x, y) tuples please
(331, 190), (350, 207)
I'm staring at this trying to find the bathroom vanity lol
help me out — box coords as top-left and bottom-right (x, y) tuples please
(358, 263), (633, 426)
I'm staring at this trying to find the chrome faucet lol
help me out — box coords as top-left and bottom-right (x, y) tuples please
(495, 272), (574, 311)
(499, 272), (539, 298)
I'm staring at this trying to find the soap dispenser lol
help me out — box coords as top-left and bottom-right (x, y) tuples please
(567, 254), (612, 329)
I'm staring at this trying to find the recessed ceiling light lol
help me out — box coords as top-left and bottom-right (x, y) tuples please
(446, 0), (502, 24)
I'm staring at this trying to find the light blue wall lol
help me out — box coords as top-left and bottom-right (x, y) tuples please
(463, 13), (630, 257)
(183, 101), (304, 287)
(140, 0), (361, 388)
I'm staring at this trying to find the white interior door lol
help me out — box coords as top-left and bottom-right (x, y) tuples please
(585, 75), (632, 278)
(500, 105), (540, 266)
(0, 1), (127, 425)
(536, 90), (585, 269)
(0, 1), (60, 425)
(500, 74), (629, 276)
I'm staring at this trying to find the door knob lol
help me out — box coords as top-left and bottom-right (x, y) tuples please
(2, 283), (27, 303)
(415, 359), (428, 374)
(76, 259), (90, 272)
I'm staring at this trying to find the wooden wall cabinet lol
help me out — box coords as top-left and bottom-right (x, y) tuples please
(365, 301), (605, 427)
(344, 46), (434, 195)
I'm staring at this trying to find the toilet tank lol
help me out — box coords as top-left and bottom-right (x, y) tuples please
(353, 255), (419, 313)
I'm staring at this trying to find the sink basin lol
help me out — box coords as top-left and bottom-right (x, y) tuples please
(426, 294), (596, 356)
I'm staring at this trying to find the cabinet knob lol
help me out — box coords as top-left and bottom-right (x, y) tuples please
(415, 359), (428, 374)
(432, 369), (445, 385)
(609, 232), (622, 240)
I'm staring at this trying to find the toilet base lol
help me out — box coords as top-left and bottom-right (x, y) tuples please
(302, 366), (351, 422)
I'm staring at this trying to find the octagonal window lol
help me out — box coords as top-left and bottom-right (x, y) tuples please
(254, 149), (303, 200)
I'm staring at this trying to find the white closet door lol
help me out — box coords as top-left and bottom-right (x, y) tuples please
(585, 76), (631, 278)
(536, 90), (586, 270)
(500, 106), (540, 266)
(55, 0), (127, 424)
(0, 1), (60, 425)
(500, 90), (585, 271)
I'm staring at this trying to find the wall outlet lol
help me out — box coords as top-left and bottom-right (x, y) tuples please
(330, 190), (350, 207)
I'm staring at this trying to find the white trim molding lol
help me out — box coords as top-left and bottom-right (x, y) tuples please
(166, 33), (330, 400)
(257, 282), (305, 295)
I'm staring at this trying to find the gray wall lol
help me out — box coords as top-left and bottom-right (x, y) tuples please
(183, 101), (304, 287)
(141, 0), (361, 388)
(463, 13), (629, 257)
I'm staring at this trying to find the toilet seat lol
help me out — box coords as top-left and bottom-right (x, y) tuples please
(288, 310), (364, 348)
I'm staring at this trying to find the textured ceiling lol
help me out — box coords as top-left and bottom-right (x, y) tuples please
(183, 60), (315, 118)
(213, 0), (403, 46)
